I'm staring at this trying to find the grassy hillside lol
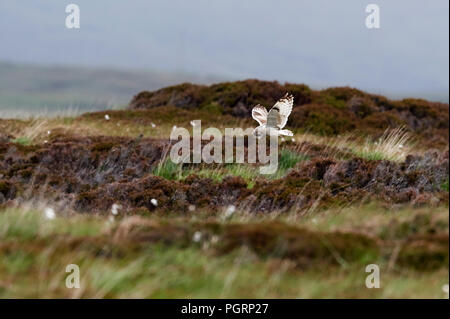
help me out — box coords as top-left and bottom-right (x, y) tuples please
(0, 80), (448, 298)
(130, 80), (449, 148)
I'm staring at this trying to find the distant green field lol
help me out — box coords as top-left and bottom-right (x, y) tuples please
(0, 93), (117, 117)
(0, 61), (223, 118)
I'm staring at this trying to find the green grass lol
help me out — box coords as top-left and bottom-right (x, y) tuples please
(152, 149), (309, 186)
(278, 149), (309, 171)
(2, 242), (447, 298)
(0, 208), (105, 240)
(441, 179), (449, 192)
(12, 136), (32, 146)
(355, 150), (385, 161)
(153, 159), (183, 180)
(0, 206), (447, 298)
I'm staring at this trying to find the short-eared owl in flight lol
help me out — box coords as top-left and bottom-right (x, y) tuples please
(252, 93), (294, 138)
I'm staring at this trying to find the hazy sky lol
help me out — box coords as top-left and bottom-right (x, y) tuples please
(0, 0), (448, 101)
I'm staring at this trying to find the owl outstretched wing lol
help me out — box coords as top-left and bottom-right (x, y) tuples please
(251, 104), (268, 125)
(270, 93), (293, 129)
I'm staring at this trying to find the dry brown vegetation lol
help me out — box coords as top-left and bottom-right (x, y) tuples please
(0, 136), (447, 215)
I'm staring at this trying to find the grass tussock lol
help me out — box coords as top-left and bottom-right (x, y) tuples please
(355, 127), (413, 161)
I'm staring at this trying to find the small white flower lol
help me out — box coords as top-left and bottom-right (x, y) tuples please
(105, 114), (110, 120)
(44, 140), (48, 144)
(47, 130), (51, 135)
(44, 207), (56, 220)
(151, 198), (158, 206)
(190, 121), (196, 127)
(443, 284), (449, 294)
(111, 203), (121, 216)
(151, 122), (156, 128)
(193, 231), (202, 243)
(224, 205), (236, 218)
(399, 144), (403, 149)
(281, 137), (285, 142)
(188, 204), (196, 212)
(291, 138), (296, 142)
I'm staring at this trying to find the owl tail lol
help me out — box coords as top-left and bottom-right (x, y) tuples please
(278, 129), (293, 136)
